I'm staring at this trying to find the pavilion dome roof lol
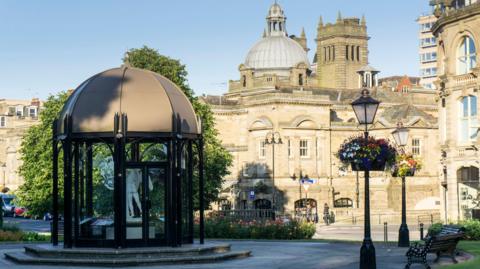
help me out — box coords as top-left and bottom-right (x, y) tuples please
(57, 66), (200, 136)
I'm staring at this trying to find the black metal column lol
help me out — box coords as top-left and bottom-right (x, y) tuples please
(176, 138), (183, 246)
(398, 176), (410, 247)
(113, 113), (126, 248)
(73, 143), (80, 243)
(52, 119), (59, 246)
(167, 140), (174, 246)
(63, 116), (73, 248)
(199, 137), (205, 244)
(360, 130), (375, 269)
(188, 141), (194, 243)
(85, 142), (93, 217)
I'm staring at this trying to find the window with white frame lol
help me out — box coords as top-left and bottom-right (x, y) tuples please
(299, 139), (309, 158)
(457, 36), (477, 75)
(0, 116), (6, 127)
(259, 140), (266, 158)
(412, 139), (421, 156)
(16, 106), (23, 117)
(459, 95), (478, 142)
(29, 107), (37, 118)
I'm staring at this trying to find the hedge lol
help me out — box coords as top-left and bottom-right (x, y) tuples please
(196, 218), (316, 240)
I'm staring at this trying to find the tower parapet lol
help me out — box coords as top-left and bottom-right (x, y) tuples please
(316, 15), (369, 89)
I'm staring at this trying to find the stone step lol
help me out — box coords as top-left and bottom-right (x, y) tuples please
(5, 249), (251, 267)
(23, 244), (231, 259)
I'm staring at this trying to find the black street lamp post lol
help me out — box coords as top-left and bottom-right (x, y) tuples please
(265, 131), (282, 211)
(351, 89), (380, 269)
(391, 123), (410, 248)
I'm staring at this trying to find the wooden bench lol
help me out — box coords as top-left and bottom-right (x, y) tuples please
(405, 226), (465, 269)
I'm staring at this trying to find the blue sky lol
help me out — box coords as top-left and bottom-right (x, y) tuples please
(0, 0), (432, 100)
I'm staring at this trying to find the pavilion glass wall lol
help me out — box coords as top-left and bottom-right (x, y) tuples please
(58, 136), (196, 247)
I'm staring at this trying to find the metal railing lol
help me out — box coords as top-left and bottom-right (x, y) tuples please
(209, 210), (276, 221)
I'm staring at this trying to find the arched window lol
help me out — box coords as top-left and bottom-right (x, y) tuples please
(346, 45), (349, 60)
(457, 36), (477, 75)
(328, 46), (331, 61)
(242, 75), (246, 87)
(459, 95), (478, 142)
(351, 46), (355, 61)
(298, 74), (303, 86)
(332, 46), (335, 61)
(356, 46), (360, 61)
(323, 47), (327, 62)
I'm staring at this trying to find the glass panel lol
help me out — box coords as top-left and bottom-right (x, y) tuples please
(469, 36), (476, 54)
(79, 143), (115, 241)
(140, 143), (167, 162)
(470, 96), (477, 116)
(461, 119), (469, 141)
(148, 168), (165, 240)
(463, 97), (469, 117)
(126, 168), (143, 239)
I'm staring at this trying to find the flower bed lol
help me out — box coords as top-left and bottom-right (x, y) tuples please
(197, 217), (316, 240)
(0, 225), (49, 242)
(391, 153), (421, 177)
(337, 135), (397, 171)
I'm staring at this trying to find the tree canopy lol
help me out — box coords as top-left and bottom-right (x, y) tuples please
(17, 92), (68, 216)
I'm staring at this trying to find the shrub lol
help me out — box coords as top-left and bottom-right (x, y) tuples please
(427, 223), (444, 236)
(427, 220), (480, 240)
(198, 217), (316, 240)
(0, 225), (49, 242)
(460, 220), (480, 240)
(21, 232), (49, 242)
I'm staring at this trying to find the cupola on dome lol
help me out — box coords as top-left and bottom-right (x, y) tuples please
(244, 3), (310, 73)
(58, 66), (200, 136)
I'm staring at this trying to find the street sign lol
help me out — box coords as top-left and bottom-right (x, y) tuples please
(249, 190), (255, 200)
(301, 178), (316, 192)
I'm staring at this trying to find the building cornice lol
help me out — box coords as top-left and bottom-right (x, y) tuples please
(432, 3), (480, 35)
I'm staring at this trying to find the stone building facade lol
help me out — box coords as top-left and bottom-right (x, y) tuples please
(0, 99), (42, 191)
(203, 3), (442, 223)
(431, 0), (480, 222)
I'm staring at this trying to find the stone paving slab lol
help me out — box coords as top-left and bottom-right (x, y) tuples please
(0, 240), (471, 269)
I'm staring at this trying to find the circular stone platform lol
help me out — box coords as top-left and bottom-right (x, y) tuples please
(4, 243), (251, 266)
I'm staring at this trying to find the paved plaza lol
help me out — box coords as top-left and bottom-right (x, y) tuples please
(314, 223), (424, 242)
(0, 240), (471, 269)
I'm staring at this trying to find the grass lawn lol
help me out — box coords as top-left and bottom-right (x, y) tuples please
(441, 241), (480, 268)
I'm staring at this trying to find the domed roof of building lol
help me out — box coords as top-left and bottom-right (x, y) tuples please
(244, 2), (310, 71)
(244, 36), (310, 70)
(57, 66), (200, 136)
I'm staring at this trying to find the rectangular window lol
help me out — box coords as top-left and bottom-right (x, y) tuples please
(288, 139), (293, 158)
(29, 107), (37, 117)
(299, 139), (309, 158)
(16, 106), (24, 117)
(259, 140), (266, 159)
(412, 139), (421, 156)
(460, 95), (478, 142)
(0, 116), (5, 127)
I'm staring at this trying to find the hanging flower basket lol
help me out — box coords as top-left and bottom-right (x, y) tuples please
(351, 160), (387, 171)
(391, 169), (415, 177)
(337, 135), (397, 172)
(391, 153), (422, 177)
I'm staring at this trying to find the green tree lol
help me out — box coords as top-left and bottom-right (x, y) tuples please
(124, 46), (232, 209)
(16, 92), (69, 217)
